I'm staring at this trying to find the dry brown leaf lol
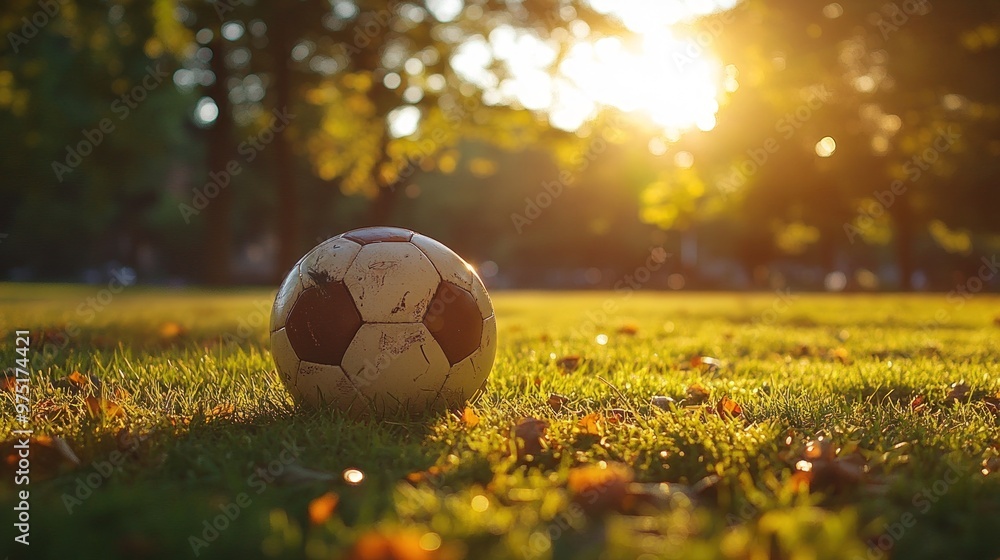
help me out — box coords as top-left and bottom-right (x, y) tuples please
(513, 417), (548, 459)
(910, 395), (928, 414)
(206, 403), (236, 419)
(617, 324), (639, 336)
(308, 492), (340, 525)
(547, 393), (570, 412)
(556, 355), (582, 373)
(460, 407), (480, 428)
(85, 396), (125, 418)
(685, 383), (711, 405)
(650, 395), (675, 411)
(946, 382), (971, 403)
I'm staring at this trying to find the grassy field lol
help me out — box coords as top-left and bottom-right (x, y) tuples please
(3, 284), (1000, 559)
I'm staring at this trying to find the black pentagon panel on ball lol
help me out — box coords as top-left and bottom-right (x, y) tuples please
(422, 281), (483, 365)
(342, 226), (414, 245)
(285, 281), (362, 366)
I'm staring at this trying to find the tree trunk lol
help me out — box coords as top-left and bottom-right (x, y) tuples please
(270, 25), (300, 282)
(203, 34), (234, 285)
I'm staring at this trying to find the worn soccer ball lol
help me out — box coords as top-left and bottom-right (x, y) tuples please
(270, 226), (496, 416)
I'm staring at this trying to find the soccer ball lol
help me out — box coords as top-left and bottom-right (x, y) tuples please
(270, 226), (496, 416)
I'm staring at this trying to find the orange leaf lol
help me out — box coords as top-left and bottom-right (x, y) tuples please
(405, 465), (444, 485)
(85, 396), (124, 418)
(716, 396), (743, 418)
(460, 407), (480, 428)
(308, 492), (339, 525)
(67, 371), (88, 388)
(832, 347), (851, 365)
(577, 412), (602, 435)
(158, 321), (186, 340)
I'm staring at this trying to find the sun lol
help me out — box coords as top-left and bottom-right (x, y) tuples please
(553, 30), (733, 138)
(446, 8), (736, 141)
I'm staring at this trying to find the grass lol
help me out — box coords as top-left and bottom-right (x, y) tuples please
(3, 284), (1000, 559)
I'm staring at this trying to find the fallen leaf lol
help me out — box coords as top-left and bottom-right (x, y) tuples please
(1, 436), (80, 481)
(946, 382), (971, 403)
(206, 403), (236, 419)
(617, 324), (639, 336)
(308, 492), (340, 525)
(85, 396), (125, 418)
(54, 371), (102, 394)
(691, 356), (722, 372)
(831, 347), (851, 365)
(910, 395), (928, 414)
(1, 375), (16, 393)
(650, 395), (676, 411)
(567, 462), (634, 514)
(685, 383), (711, 405)
(577, 412), (602, 435)
(460, 407), (480, 428)
(547, 393), (570, 411)
(348, 529), (455, 560)
(556, 355), (582, 373)
(512, 417), (548, 460)
(67, 371), (88, 388)
(405, 465), (445, 485)
(716, 396), (743, 419)
(158, 321), (187, 340)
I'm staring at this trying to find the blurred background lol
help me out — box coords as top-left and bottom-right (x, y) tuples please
(1, 0), (999, 291)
